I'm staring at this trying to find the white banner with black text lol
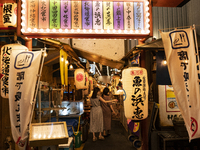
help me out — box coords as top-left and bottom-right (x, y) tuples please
(9, 51), (42, 149)
(161, 28), (200, 141)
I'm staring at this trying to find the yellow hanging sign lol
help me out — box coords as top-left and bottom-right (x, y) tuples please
(72, 1), (82, 29)
(60, 49), (68, 85)
(103, 2), (113, 30)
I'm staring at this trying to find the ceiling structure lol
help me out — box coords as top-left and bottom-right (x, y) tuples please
(152, 0), (190, 7)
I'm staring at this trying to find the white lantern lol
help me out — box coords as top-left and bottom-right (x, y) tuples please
(84, 72), (89, 95)
(3, 3), (17, 27)
(112, 75), (120, 95)
(122, 67), (148, 120)
(1, 44), (28, 98)
(74, 68), (86, 89)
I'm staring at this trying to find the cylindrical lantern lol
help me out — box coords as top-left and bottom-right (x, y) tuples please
(1, 44), (28, 98)
(122, 67), (148, 120)
(74, 68), (86, 89)
(84, 72), (89, 95)
(112, 75), (120, 95)
(3, 3), (17, 27)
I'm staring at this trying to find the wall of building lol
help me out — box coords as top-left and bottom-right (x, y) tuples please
(152, 5), (188, 39)
(186, 0), (200, 34)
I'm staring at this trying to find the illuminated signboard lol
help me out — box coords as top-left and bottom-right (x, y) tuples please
(20, 0), (150, 38)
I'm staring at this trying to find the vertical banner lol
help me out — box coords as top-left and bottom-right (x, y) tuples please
(122, 67), (148, 120)
(9, 51), (42, 150)
(60, 49), (68, 85)
(93, 1), (103, 30)
(1, 44), (27, 98)
(134, 2), (143, 30)
(39, 0), (49, 29)
(112, 75), (120, 94)
(84, 72), (89, 95)
(3, 3), (17, 27)
(61, 0), (71, 29)
(161, 28), (200, 141)
(28, 0), (39, 29)
(113, 2), (124, 30)
(103, 2), (113, 30)
(82, 1), (92, 29)
(72, 1), (82, 29)
(124, 2), (134, 30)
(50, 0), (60, 29)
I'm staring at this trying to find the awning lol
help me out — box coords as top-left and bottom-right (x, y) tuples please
(122, 36), (200, 60)
(39, 38), (125, 69)
(73, 47), (125, 69)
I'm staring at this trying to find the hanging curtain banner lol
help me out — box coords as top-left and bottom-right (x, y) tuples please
(112, 75), (120, 94)
(61, 0), (71, 29)
(89, 76), (93, 92)
(134, 2), (143, 30)
(82, 1), (92, 29)
(84, 72), (89, 95)
(113, 2), (124, 30)
(50, 0), (60, 29)
(28, 0), (39, 29)
(122, 67), (148, 120)
(72, 1), (82, 29)
(39, 0), (49, 29)
(124, 2), (134, 30)
(9, 51), (42, 150)
(60, 49), (68, 85)
(1, 44), (27, 99)
(103, 2), (113, 30)
(3, 3), (17, 27)
(161, 28), (200, 141)
(93, 1), (103, 30)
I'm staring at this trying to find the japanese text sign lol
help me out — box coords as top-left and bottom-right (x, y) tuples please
(3, 3), (17, 27)
(122, 67), (148, 120)
(9, 51), (42, 149)
(161, 28), (200, 141)
(1, 44), (27, 98)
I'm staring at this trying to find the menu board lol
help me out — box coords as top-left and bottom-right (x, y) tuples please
(29, 122), (68, 147)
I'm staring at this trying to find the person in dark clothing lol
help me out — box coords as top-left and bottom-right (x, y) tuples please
(101, 87), (116, 137)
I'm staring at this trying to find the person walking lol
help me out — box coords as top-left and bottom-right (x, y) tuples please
(89, 87), (117, 141)
(101, 87), (116, 137)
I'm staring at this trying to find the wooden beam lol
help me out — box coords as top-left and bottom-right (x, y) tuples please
(51, 68), (60, 73)
(44, 56), (60, 65)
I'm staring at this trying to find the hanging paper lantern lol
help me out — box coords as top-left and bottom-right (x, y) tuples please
(1, 44), (28, 98)
(112, 75), (120, 95)
(122, 67), (148, 120)
(84, 72), (89, 95)
(3, 3), (17, 27)
(74, 68), (86, 89)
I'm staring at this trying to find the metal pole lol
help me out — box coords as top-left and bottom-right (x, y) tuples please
(193, 24), (200, 80)
(38, 82), (42, 123)
(29, 48), (46, 125)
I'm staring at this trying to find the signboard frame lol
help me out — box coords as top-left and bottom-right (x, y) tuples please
(18, 0), (152, 39)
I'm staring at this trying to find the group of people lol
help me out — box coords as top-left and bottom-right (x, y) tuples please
(89, 87), (118, 141)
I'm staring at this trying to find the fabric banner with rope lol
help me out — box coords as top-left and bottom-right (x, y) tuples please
(160, 26), (200, 141)
(9, 50), (43, 150)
